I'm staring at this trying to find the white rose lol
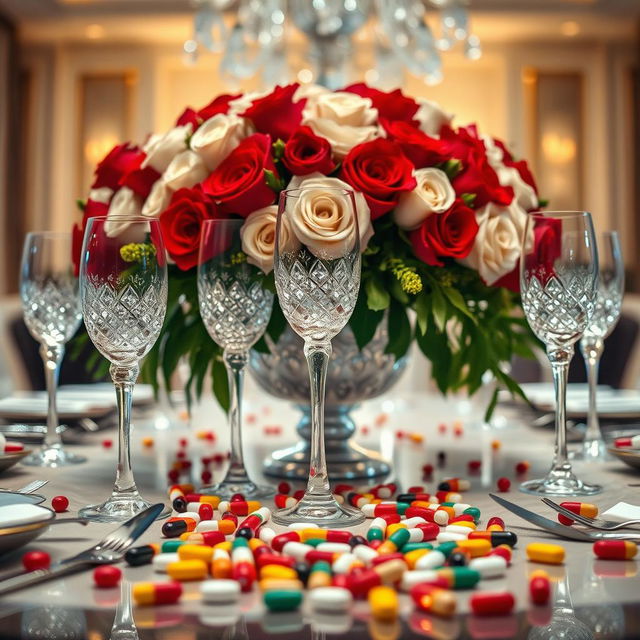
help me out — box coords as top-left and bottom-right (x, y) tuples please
(162, 150), (208, 191)
(414, 98), (453, 137)
(104, 187), (142, 238)
(461, 201), (533, 284)
(189, 113), (249, 171)
(286, 173), (373, 258)
(482, 135), (504, 167)
(141, 180), (172, 218)
(88, 187), (113, 204)
(142, 124), (192, 173)
(240, 205), (297, 274)
(293, 83), (330, 106)
(394, 168), (455, 230)
(302, 91), (381, 158)
(496, 164), (538, 212)
(227, 90), (270, 117)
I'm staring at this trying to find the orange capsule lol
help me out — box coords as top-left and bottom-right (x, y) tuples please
(593, 540), (637, 560)
(557, 502), (598, 526)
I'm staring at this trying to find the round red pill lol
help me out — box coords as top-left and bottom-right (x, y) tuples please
(22, 551), (50, 572)
(231, 493), (245, 502)
(51, 495), (69, 512)
(496, 477), (511, 492)
(93, 565), (122, 588)
(277, 482), (291, 495)
(515, 461), (530, 474)
(102, 439), (113, 449)
(470, 591), (515, 616)
(529, 571), (551, 605)
(468, 460), (482, 472)
(395, 430), (405, 439)
(198, 503), (214, 521)
(422, 464), (434, 477)
(167, 469), (180, 482)
(179, 438), (188, 448)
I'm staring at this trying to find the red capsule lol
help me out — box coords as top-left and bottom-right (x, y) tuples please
(529, 570), (551, 605)
(593, 540), (637, 560)
(255, 553), (297, 569)
(557, 502), (598, 526)
(272, 531), (301, 552)
(274, 493), (298, 509)
(496, 477), (511, 492)
(487, 517), (505, 531)
(468, 460), (482, 472)
(371, 552), (406, 567)
(470, 591), (515, 616)
(93, 565), (122, 588)
(221, 511), (238, 525)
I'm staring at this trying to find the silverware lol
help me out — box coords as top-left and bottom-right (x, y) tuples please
(489, 493), (640, 542)
(541, 497), (640, 530)
(0, 503), (163, 595)
(0, 480), (48, 494)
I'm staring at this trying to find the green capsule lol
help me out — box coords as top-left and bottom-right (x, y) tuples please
(435, 541), (459, 558)
(161, 540), (185, 553)
(263, 589), (303, 612)
(388, 527), (411, 550)
(311, 560), (332, 575)
(436, 567), (481, 589)
(401, 542), (434, 553)
(303, 538), (326, 548)
(232, 536), (249, 549)
(367, 528), (384, 542)
(463, 507), (481, 522)
(397, 502), (411, 515)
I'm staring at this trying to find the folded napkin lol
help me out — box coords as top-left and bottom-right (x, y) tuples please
(0, 504), (53, 528)
(601, 502), (640, 522)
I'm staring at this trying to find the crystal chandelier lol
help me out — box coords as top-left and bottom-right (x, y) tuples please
(185, 0), (480, 89)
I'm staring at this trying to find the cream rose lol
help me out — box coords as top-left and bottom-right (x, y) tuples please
(88, 186), (113, 204)
(189, 113), (250, 171)
(293, 83), (329, 106)
(104, 187), (143, 238)
(141, 179), (172, 218)
(414, 98), (453, 137)
(286, 174), (373, 259)
(393, 168), (456, 230)
(162, 150), (208, 191)
(302, 91), (380, 159)
(496, 164), (538, 212)
(142, 124), (192, 173)
(240, 205), (296, 273)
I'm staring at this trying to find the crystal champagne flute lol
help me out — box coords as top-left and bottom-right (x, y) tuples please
(79, 216), (169, 521)
(520, 211), (601, 495)
(272, 187), (365, 527)
(574, 230), (624, 461)
(197, 219), (274, 499)
(20, 232), (86, 467)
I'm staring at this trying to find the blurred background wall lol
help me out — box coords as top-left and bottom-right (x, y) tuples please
(0, 0), (638, 294)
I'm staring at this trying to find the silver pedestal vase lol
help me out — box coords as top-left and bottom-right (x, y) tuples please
(249, 321), (407, 481)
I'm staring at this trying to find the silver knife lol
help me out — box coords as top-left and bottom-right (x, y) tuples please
(489, 493), (640, 542)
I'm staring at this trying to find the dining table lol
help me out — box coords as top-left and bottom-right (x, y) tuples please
(0, 384), (639, 640)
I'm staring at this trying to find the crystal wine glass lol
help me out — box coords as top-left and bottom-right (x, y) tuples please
(19, 232), (86, 467)
(197, 219), (274, 499)
(79, 216), (169, 521)
(573, 230), (624, 461)
(272, 187), (365, 527)
(520, 211), (601, 496)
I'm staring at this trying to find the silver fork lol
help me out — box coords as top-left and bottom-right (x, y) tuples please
(541, 498), (640, 530)
(0, 503), (163, 596)
(0, 480), (48, 494)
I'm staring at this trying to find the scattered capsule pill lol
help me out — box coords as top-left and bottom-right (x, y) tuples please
(529, 570), (551, 605)
(557, 502), (598, 526)
(93, 566), (122, 588)
(470, 591), (515, 616)
(133, 582), (182, 606)
(142, 436), (154, 448)
(438, 478), (470, 492)
(22, 551), (50, 572)
(469, 531), (518, 548)
(496, 477), (511, 492)
(593, 540), (638, 560)
(263, 590), (303, 612)
(526, 542), (565, 565)
(410, 583), (456, 617)
(51, 496), (69, 512)
(200, 579), (240, 604)
(469, 555), (507, 579)
(369, 585), (399, 621)
(125, 544), (159, 567)
(614, 435), (640, 448)
(515, 461), (530, 474)
(166, 559), (208, 581)
(162, 517), (197, 538)
(309, 586), (353, 612)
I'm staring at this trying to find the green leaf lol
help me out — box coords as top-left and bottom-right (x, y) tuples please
(264, 169), (283, 193)
(266, 299), (287, 345)
(385, 300), (412, 360)
(212, 357), (230, 412)
(461, 193), (476, 207)
(414, 291), (430, 336)
(441, 158), (462, 179)
(431, 285), (447, 333)
(349, 287), (384, 350)
(365, 277), (390, 311)
(415, 321), (451, 394)
(252, 336), (270, 354)
(272, 139), (286, 160)
(442, 287), (476, 323)
(76, 199), (86, 212)
(484, 387), (500, 423)
(538, 198), (549, 208)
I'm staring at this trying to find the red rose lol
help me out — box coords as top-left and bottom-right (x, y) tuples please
(409, 199), (479, 267)
(453, 155), (514, 209)
(201, 133), (277, 217)
(119, 165), (161, 200)
(176, 107), (200, 128)
(283, 126), (335, 175)
(92, 144), (144, 190)
(159, 187), (219, 271)
(241, 84), (305, 142)
(381, 119), (449, 168)
(340, 139), (416, 219)
(343, 83), (419, 122)
(72, 199), (110, 275)
(198, 93), (241, 121)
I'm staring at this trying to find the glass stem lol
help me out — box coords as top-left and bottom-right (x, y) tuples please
(110, 364), (139, 495)
(222, 350), (251, 485)
(304, 340), (332, 497)
(548, 346), (573, 473)
(40, 343), (63, 449)
(581, 339), (604, 445)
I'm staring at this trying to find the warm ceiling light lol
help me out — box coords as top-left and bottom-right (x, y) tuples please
(85, 24), (105, 40)
(560, 21), (580, 37)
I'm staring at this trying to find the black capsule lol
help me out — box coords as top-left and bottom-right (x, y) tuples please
(349, 535), (367, 549)
(161, 519), (188, 538)
(447, 551), (468, 567)
(437, 451), (446, 467)
(125, 544), (157, 567)
(172, 496), (188, 513)
(235, 526), (253, 540)
(397, 493), (418, 503)
(437, 481), (452, 491)
(294, 561), (310, 586)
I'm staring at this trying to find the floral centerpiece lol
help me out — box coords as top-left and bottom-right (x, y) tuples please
(73, 82), (542, 417)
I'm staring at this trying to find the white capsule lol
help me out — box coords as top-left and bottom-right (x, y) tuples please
(407, 528), (427, 543)
(403, 516), (427, 528)
(436, 532), (466, 543)
(231, 546), (253, 563)
(433, 511), (450, 526)
(252, 507), (272, 523)
(333, 494), (345, 504)
(469, 555), (507, 579)
(217, 501), (230, 514)
(201, 579), (241, 604)
(368, 517), (387, 533)
(185, 502), (205, 513)
(401, 569), (438, 591)
(317, 542), (352, 554)
(309, 586), (353, 612)
(282, 541), (312, 561)
(152, 552), (179, 573)
(443, 525), (471, 537)
(288, 522), (316, 530)
(451, 503), (471, 516)
(332, 552), (358, 574)
(352, 544), (378, 565)
(213, 548), (230, 562)
(169, 489), (184, 502)
(415, 550), (446, 571)
(259, 527), (276, 545)
(180, 510), (201, 524)
(195, 520), (222, 533)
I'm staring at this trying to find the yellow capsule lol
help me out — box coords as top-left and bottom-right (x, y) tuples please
(409, 432), (424, 444)
(177, 544), (213, 563)
(362, 493), (375, 501)
(166, 559), (208, 581)
(259, 578), (304, 592)
(307, 571), (332, 590)
(260, 565), (298, 580)
(487, 523), (504, 532)
(456, 539), (491, 558)
(452, 521), (476, 530)
(386, 523), (407, 537)
(368, 585), (399, 621)
(179, 532), (192, 541)
(300, 528), (328, 542)
(404, 548), (430, 569)
(526, 542), (565, 565)
(213, 540), (233, 552)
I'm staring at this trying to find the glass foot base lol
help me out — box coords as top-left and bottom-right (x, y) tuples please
(200, 480), (274, 500)
(520, 474), (602, 496)
(272, 493), (365, 528)
(569, 438), (611, 462)
(22, 446), (86, 468)
(79, 494), (170, 523)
